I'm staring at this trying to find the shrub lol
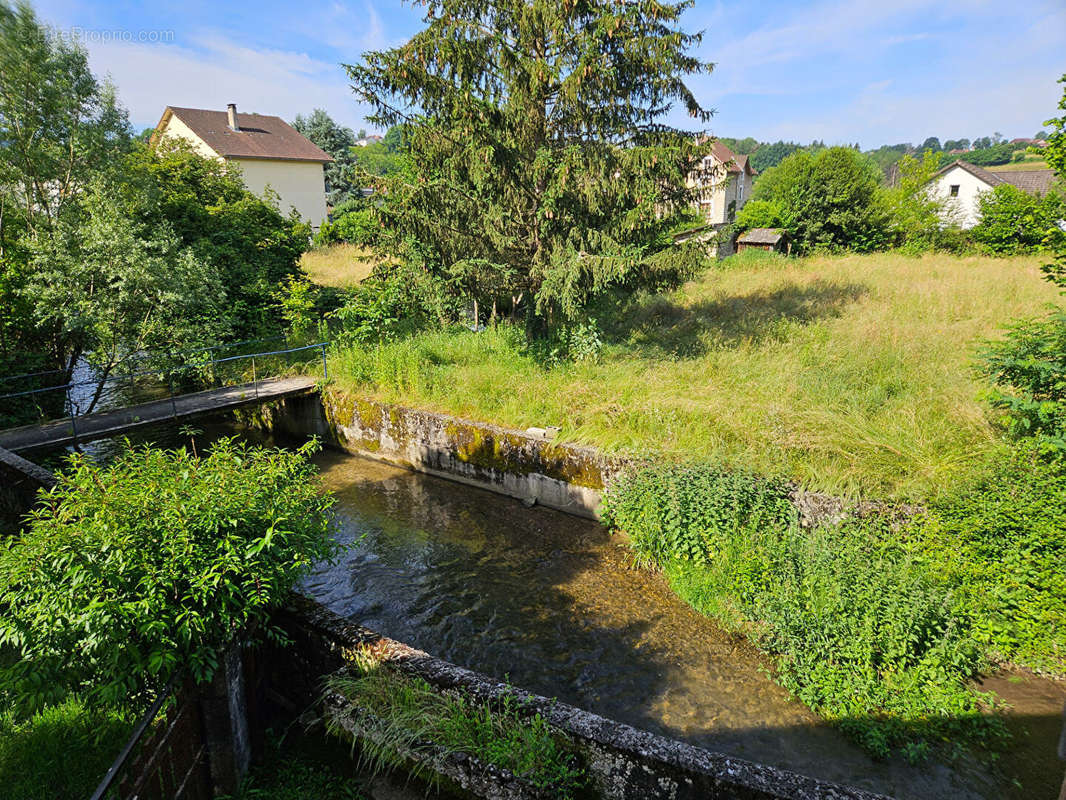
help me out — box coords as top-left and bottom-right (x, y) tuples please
(331, 266), (441, 345)
(734, 198), (786, 232)
(978, 308), (1066, 449)
(972, 185), (1065, 255)
(601, 463), (1003, 758)
(315, 208), (379, 248)
(0, 438), (336, 708)
(600, 464), (794, 567)
(909, 442), (1066, 672)
(750, 147), (890, 254)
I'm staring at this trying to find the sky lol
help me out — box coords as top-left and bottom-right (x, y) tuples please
(31, 0), (1066, 149)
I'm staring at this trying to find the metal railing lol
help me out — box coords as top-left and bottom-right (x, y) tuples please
(90, 674), (212, 800)
(0, 342), (328, 437)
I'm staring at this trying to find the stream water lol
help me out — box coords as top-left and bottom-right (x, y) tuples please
(67, 420), (1066, 800)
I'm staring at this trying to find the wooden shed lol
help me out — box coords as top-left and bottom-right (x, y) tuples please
(736, 228), (789, 254)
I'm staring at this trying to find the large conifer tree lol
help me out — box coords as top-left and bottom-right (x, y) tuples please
(345, 0), (714, 323)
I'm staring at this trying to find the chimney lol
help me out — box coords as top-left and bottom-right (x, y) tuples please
(227, 103), (239, 131)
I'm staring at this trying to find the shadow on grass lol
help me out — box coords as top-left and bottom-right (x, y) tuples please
(605, 279), (869, 358)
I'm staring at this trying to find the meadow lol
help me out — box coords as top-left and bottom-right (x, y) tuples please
(300, 244), (378, 288)
(328, 250), (1060, 501)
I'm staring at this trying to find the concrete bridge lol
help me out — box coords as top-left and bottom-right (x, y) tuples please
(0, 376), (317, 454)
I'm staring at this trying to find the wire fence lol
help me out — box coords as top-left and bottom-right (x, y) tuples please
(0, 342), (328, 435)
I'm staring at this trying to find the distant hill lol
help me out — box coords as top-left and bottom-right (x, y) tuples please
(717, 132), (1049, 180)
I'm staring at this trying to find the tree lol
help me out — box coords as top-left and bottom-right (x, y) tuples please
(750, 140), (802, 173)
(0, 1), (131, 373)
(130, 139), (311, 336)
(345, 0), (715, 326)
(23, 169), (228, 407)
(293, 109), (359, 206)
(884, 151), (953, 251)
(921, 136), (941, 152)
(0, 438), (336, 708)
(1041, 73), (1066, 289)
(750, 147), (888, 254)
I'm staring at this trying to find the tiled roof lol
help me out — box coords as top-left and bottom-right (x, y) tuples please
(158, 106), (332, 162)
(998, 170), (1056, 196)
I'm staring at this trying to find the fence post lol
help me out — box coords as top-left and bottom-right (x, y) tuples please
(200, 643), (251, 795)
(168, 372), (178, 419)
(321, 344), (328, 381)
(252, 357), (258, 400)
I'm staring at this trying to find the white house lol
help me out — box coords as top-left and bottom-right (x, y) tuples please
(152, 104), (333, 230)
(926, 160), (1055, 229)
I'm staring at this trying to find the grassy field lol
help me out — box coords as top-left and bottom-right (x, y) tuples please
(328, 251), (1059, 500)
(987, 158), (1049, 172)
(300, 244), (378, 288)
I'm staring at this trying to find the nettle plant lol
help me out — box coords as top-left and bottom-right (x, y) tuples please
(0, 438), (336, 709)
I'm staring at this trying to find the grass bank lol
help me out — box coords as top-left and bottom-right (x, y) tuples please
(600, 445), (1066, 760)
(0, 696), (131, 800)
(328, 251), (1058, 500)
(301, 244), (378, 288)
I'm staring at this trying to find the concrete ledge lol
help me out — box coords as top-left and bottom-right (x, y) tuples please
(249, 391), (627, 519)
(269, 596), (888, 800)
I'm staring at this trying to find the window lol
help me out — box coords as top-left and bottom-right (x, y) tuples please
(737, 176), (744, 203)
(949, 184), (960, 197)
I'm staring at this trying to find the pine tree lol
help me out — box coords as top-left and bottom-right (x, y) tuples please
(345, 0), (714, 324)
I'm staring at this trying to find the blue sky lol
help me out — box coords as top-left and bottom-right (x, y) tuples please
(32, 0), (1066, 148)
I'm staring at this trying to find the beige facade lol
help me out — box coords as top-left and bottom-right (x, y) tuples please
(688, 150), (753, 225)
(154, 107), (330, 231)
(227, 158), (328, 229)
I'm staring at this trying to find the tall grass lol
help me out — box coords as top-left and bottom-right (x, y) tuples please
(328, 252), (1059, 500)
(327, 655), (585, 797)
(0, 696), (132, 800)
(301, 244), (378, 288)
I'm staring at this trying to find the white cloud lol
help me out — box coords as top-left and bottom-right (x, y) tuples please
(83, 35), (371, 131)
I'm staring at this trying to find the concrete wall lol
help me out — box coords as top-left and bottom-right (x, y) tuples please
(266, 596), (887, 800)
(250, 391), (625, 519)
(927, 165), (990, 229)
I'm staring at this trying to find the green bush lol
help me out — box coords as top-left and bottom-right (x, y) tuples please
(749, 147), (890, 254)
(601, 464), (1003, 758)
(600, 464), (794, 567)
(315, 207), (380, 248)
(972, 185), (1065, 255)
(979, 308), (1066, 449)
(331, 267), (439, 346)
(909, 442), (1066, 672)
(0, 438), (336, 709)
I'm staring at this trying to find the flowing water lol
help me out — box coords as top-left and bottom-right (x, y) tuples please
(63, 421), (1066, 799)
(300, 446), (1065, 800)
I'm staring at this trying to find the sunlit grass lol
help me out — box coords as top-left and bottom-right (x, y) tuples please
(328, 251), (1060, 500)
(301, 244), (378, 288)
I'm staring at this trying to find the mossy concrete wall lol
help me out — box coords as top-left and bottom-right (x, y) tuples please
(265, 596), (887, 800)
(250, 390), (626, 519)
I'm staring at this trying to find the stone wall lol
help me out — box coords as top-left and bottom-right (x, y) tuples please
(264, 595), (888, 800)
